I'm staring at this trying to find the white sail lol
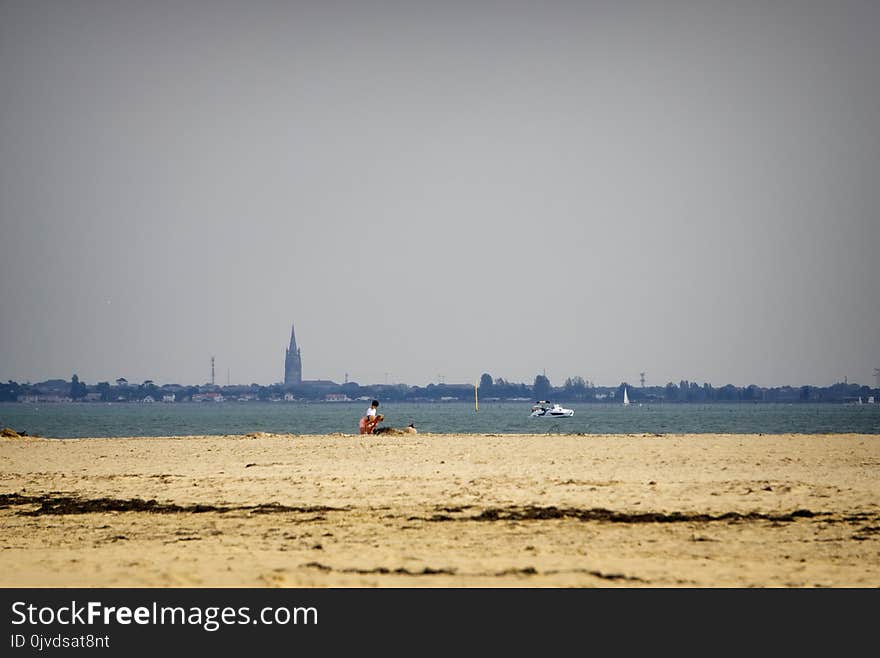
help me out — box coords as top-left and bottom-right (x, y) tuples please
(623, 387), (630, 406)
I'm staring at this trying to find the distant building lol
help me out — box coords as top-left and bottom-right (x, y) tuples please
(284, 323), (302, 386)
(192, 392), (224, 402)
(18, 394), (70, 403)
(305, 380), (338, 389)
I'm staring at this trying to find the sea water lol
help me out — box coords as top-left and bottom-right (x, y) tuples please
(1, 401), (879, 438)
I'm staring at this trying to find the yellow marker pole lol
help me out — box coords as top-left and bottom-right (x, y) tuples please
(474, 381), (479, 413)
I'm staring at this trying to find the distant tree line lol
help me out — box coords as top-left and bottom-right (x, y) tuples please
(1, 373), (877, 404)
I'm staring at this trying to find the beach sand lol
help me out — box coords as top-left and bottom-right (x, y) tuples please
(1, 432), (878, 587)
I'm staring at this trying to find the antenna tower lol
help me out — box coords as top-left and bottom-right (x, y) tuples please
(874, 368), (880, 389)
(640, 372), (646, 387)
(211, 356), (215, 386)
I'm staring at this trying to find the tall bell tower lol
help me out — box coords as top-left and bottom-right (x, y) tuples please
(284, 323), (302, 385)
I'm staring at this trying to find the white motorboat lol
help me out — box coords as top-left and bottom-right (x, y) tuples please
(530, 401), (574, 418)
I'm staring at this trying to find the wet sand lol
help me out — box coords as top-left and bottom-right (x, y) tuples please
(1, 432), (878, 587)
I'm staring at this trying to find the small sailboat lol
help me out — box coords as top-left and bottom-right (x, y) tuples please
(623, 387), (630, 406)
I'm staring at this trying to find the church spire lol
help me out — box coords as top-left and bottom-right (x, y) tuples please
(284, 322), (302, 386)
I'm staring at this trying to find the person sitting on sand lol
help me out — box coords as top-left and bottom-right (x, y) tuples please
(359, 399), (382, 435)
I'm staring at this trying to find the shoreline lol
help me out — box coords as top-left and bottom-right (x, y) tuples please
(5, 430), (880, 440)
(2, 432), (879, 587)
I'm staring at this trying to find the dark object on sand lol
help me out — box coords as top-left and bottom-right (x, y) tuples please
(373, 423), (418, 436)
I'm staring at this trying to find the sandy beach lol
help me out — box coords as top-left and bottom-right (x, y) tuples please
(1, 432), (878, 587)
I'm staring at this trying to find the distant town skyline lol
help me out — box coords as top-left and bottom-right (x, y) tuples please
(1, 2), (878, 389)
(2, 370), (877, 408)
(1, 319), (877, 389)
(3, 347), (877, 392)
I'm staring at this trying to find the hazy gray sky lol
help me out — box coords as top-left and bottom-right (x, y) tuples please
(1, 0), (878, 389)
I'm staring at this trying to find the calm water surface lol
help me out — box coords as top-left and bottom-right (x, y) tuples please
(1, 401), (879, 438)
